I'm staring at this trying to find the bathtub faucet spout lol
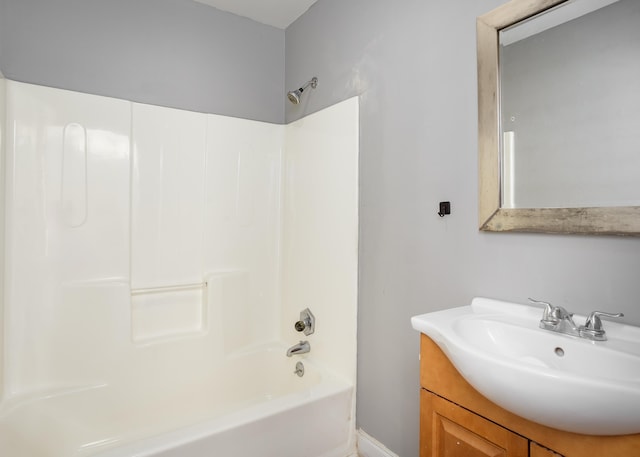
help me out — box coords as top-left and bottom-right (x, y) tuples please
(286, 340), (310, 357)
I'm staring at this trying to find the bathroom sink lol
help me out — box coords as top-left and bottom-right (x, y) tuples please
(411, 297), (640, 435)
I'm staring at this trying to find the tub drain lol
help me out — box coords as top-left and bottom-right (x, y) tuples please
(294, 361), (305, 377)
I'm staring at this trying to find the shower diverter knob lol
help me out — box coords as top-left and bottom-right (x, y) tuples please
(294, 308), (315, 336)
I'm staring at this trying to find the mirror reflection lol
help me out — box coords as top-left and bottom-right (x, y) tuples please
(498, 0), (640, 209)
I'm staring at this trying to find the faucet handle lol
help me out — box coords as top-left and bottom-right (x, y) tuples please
(294, 308), (315, 336)
(529, 298), (563, 323)
(580, 311), (624, 341)
(529, 298), (575, 332)
(528, 298), (553, 316)
(584, 311), (624, 331)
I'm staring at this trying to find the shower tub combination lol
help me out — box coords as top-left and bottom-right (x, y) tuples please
(0, 80), (359, 457)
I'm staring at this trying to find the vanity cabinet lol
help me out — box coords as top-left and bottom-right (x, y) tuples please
(419, 334), (640, 457)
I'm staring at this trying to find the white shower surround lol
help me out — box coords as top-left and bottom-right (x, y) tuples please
(0, 80), (359, 457)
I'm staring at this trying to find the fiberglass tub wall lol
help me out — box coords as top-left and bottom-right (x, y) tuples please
(0, 81), (358, 456)
(2, 80), (282, 396)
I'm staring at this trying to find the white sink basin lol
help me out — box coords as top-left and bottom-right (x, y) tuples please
(411, 297), (640, 435)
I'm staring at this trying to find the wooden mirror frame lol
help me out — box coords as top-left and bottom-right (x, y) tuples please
(477, 0), (640, 236)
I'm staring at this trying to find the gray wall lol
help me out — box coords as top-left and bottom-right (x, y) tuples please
(0, 0), (284, 123)
(286, 1), (640, 456)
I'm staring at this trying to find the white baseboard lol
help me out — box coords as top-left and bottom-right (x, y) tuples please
(356, 429), (399, 457)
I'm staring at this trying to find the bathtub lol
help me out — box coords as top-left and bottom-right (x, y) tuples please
(0, 344), (355, 457)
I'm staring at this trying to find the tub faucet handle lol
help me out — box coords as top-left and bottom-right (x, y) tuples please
(294, 308), (315, 336)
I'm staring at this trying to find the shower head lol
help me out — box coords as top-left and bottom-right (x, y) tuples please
(287, 90), (302, 105)
(287, 77), (318, 105)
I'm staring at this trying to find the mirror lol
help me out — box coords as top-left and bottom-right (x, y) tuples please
(477, 0), (640, 235)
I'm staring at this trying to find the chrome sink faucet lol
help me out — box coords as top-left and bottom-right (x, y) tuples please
(529, 298), (624, 341)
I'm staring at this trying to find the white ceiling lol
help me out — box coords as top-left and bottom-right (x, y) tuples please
(193, 0), (319, 29)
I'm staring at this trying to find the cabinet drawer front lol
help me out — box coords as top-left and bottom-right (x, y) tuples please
(421, 390), (528, 457)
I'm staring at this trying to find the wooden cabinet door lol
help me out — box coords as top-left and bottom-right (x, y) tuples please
(421, 390), (528, 457)
(530, 442), (563, 457)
